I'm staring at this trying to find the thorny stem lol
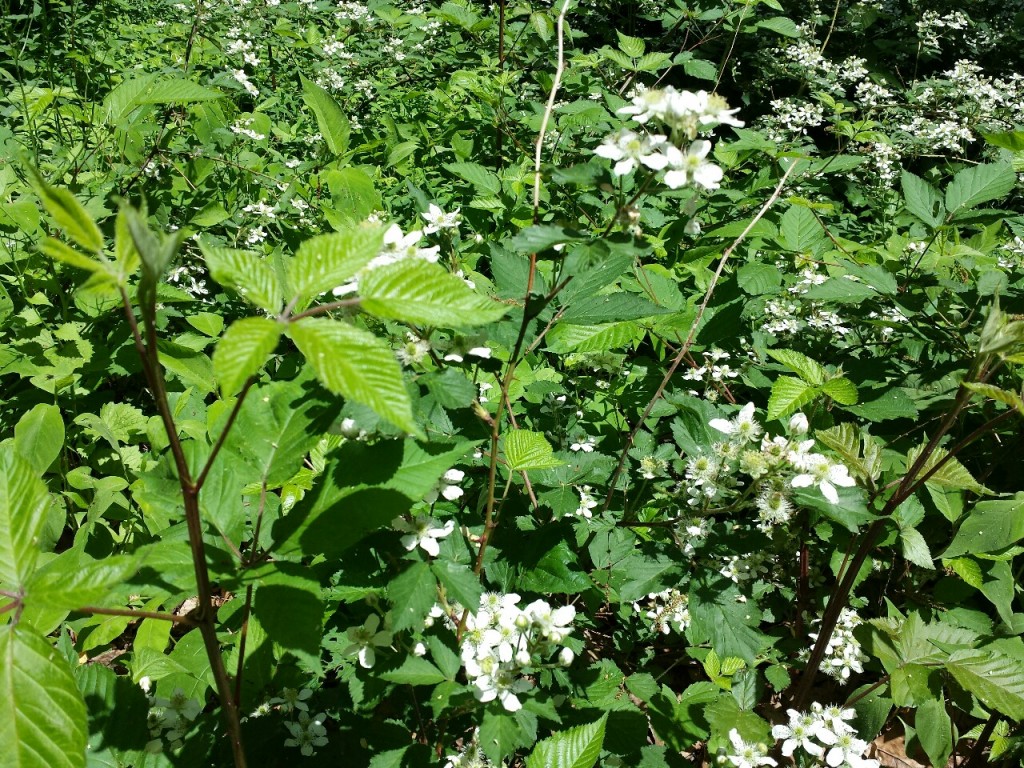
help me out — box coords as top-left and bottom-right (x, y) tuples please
(120, 290), (248, 768)
(195, 376), (256, 491)
(601, 160), (800, 513)
(791, 362), (995, 710)
(78, 605), (197, 626)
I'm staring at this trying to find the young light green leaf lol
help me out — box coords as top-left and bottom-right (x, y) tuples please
(901, 171), (944, 227)
(766, 349), (826, 386)
(526, 713), (608, 768)
(14, 403), (64, 474)
(38, 238), (113, 277)
(964, 382), (1024, 414)
(504, 430), (565, 471)
(360, 259), (509, 327)
(0, 625), (88, 768)
(287, 318), (421, 437)
(945, 162), (1016, 216)
(822, 376), (858, 405)
(546, 321), (640, 354)
(616, 31), (645, 58)
(289, 225), (383, 303)
(201, 244), (284, 313)
(29, 168), (104, 254)
(213, 317), (283, 397)
(0, 445), (51, 588)
(906, 444), (990, 496)
(136, 77), (222, 104)
(113, 205), (140, 278)
(301, 76), (351, 156)
(767, 376), (817, 421)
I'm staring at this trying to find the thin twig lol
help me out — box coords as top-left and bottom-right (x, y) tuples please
(533, 0), (573, 223)
(601, 159), (800, 512)
(78, 605), (197, 626)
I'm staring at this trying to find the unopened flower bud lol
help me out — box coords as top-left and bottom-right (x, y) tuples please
(558, 647), (574, 666)
(789, 412), (809, 435)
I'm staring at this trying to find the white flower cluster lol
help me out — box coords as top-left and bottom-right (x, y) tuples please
(771, 704), (880, 768)
(633, 588), (690, 635)
(685, 405), (855, 520)
(593, 87), (741, 207)
(809, 608), (869, 682)
(460, 593), (576, 712)
(574, 485), (599, 518)
(723, 728), (777, 768)
(332, 222), (441, 296)
(143, 686), (202, 754)
(443, 733), (493, 768)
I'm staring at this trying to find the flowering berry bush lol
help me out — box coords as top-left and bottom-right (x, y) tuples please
(1, 0), (1024, 767)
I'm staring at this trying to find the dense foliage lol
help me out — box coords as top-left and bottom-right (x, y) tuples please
(2, 0), (1024, 766)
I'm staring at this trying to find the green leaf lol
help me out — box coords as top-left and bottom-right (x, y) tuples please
(137, 77), (222, 104)
(916, 699), (953, 768)
(389, 561), (437, 633)
(559, 293), (668, 325)
(273, 439), (470, 559)
(688, 574), (771, 664)
(900, 528), (934, 569)
(767, 376), (817, 420)
(964, 382), (1024, 415)
(432, 561), (483, 610)
(766, 348), (826, 385)
(289, 225), (384, 303)
(509, 225), (586, 254)
(360, 259), (509, 327)
(737, 263), (782, 295)
(906, 444), (990, 496)
(822, 377), (858, 405)
(157, 341), (216, 395)
(28, 169), (103, 254)
(901, 171), (945, 227)
(942, 496), (1024, 558)
(0, 446), (50, 589)
(213, 317), (283, 397)
(756, 16), (801, 37)
(444, 162), (501, 196)
(616, 31), (645, 58)
(635, 52), (672, 72)
(301, 75), (351, 155)
(25, 552), (137, 610)
(14, 403), (64, 473)
(944, 557), (983, 588)
(546, 321), (640, 354)
(504, 430), (564, 471)
(526, 713), (608, 768)
(481, 709), (536, 764)
(0, 625), (88, 768)
(288, 318), (420, 437)
(325, 168), (381, 223)
(945, 162), (1016, 216)
(945, 648), (1024, 720)
(201, 244), (283, 313)
(778, 205), (822, 252)
(380, 657), (447, 686)
(248, 564), (324, 672)
(38, 238), (111, 276)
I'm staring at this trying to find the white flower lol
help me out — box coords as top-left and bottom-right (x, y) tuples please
(284, 711), (328, 756)
(268, 686), (313, 713)
(594, 129), (669, 176)
(424, 468), (466, 503)
(822, 731), (877, 768)
(396, 332), (430, 366)
(342, 615), (392, 669)
(791, 455), (856, 503)
(772, 710), (826, 758)
(393, 515), (456, 557)
(789, 412), (809, 435)
(474, 667), (532, 712)
(153, 688), (202, 723)
(523, 599), (575, 640)
(709, 402), (762, 442)
(662, 140), (724, 190)
(422, 203), (462, 234)
(726, 729), (778, 768)
(571, 436), (596, 452)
